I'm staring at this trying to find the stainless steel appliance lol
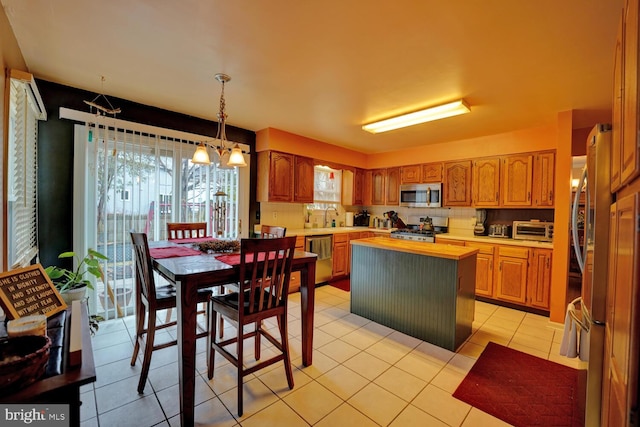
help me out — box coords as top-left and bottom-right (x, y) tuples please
(512, 220), (554, 242)
(390, 229), (436, 242)
(305, 235), (333, 284)
(488, 224), (511, 238)
(399, 183), (442, 208)
(570, 123), (611, 423)
(390, 216), (448, 242)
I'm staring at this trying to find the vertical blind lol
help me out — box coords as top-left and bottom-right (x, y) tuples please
(5, 73), (46, 269)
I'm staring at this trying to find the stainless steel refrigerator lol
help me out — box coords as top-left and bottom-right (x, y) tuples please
(571, 123), (612, 425)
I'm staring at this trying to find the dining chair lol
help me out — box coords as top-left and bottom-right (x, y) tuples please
(207, 236), (297, 416)
(167, 222), (208, 240)
(129, 231), (212, 394)
(260, 225), (286, 238)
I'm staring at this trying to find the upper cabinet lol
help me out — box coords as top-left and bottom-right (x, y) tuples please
(423, 162), (443, 183)
(371, 169), (386, 205)
(532, 151), (555, 207)
(620, 0), (640, 187)
(386, 167), (400, 205)
(342, 168), (365, 206)
(400, 165), (422, 184)
(294, 156), (315, 203)
(611, 12), (624, 192)
(443, 160), (472, 206)
(472, 158), (501, 207)
(257, 151), (314, 203)
(502, 154), (533, 207)
(363, 170), (373, 206)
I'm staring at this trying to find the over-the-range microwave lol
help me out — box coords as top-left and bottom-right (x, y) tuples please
(399, 183), (442, 208)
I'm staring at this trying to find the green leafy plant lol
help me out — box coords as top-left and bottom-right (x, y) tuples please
(44, 249), (109, 292)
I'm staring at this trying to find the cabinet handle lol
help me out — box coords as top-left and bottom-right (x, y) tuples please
(549, 191), (553, 202)
(528, 191), (531, 201)
(546, 258), (550, 268)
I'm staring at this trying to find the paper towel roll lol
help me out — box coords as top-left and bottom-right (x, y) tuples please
(345, 212), (354, 226)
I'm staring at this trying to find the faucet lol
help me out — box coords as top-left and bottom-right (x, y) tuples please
(324, 207), (339, 227)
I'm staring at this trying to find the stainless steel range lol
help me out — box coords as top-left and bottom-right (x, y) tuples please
(390, 229), (436, 242)
(389, 215), (449, 243)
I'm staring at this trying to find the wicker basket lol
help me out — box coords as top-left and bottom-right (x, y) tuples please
(0, 335), (51, 395)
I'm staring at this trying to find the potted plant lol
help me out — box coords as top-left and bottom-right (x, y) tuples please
(45, 249), (108, 304)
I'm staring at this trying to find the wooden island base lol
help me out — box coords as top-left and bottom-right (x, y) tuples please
(350, 237), (478, 351)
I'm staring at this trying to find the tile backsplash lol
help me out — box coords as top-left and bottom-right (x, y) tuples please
(258, 202), (477, 235)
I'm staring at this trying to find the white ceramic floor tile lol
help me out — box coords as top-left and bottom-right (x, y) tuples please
(217, 377), (279, 421)
(315, 364), (369, 401)
(342, 351), (391, 381)
(461, 407), (514, 427)
(390, 404), (450, 427)
(318, 338), (361, 363)
(373, 366), (427, 402)
(347, 382), (407, 426)
(282, 381), (343, 425)
(241, 400), (308, 427)
(412, 383), (472, 427)
(314, 403), (379, 427)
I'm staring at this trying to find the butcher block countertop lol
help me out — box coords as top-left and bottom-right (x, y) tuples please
(351, 237), (479, 260)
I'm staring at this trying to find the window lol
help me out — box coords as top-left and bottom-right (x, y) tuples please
(310, 165), (341, 210)
(4, 70), (46, 270)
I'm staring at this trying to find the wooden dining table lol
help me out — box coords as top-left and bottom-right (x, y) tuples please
(149, 240), (317, 427)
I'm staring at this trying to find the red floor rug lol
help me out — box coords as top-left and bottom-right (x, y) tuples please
(329, 278), (350, 291)
(453, 342), (587, 427)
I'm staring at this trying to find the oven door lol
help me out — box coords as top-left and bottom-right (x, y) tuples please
(400, 184), (441, 208)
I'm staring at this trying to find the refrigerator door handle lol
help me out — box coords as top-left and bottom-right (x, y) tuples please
(571, 166), (587, 273)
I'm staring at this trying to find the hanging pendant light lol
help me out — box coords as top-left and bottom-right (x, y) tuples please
(191, 72), (248, 167)
(192, 141), (210, 164)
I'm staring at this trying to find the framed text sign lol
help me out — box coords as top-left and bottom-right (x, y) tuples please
(0, 264), (67, 319)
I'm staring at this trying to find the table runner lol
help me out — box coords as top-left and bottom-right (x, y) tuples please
(149, 246), (202, 259)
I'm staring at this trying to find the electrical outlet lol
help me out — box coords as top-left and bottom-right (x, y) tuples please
(272, 212), (277, 219)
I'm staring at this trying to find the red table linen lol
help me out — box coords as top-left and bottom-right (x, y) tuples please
(149, 246), (202, 259)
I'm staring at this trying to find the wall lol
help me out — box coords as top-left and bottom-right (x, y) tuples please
(0, 6), (27, 272)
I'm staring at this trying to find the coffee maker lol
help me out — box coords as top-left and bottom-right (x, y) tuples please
(474, 209), (487, 236)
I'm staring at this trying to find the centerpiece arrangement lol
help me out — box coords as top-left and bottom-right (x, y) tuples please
(197, 239), (240, 253)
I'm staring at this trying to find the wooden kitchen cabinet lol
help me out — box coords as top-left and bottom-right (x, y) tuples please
(528, 248), (552, 309)
(342, 168), (365, 206)
(363, 170), (373, 206)
(386, 167), (400, 205)
(443, 160), (472, 206)
(332, 233), (349, 278)
(621, 0), (640, 187)
(495, 246), (529, 304)
(353, 168), (365, 205)
(401, 165), (422, 184)
(422, 162), (443, 183)
(371, 169), (386, 205)
(257, 150), (313, 203)
(502, 154), (533, 207)
(611, 12), (624, 192)
(472, 158), (501, 207)
(533, 152), (555, 207)
(294, 155), (315, 203)
(466, 241), (495, 298)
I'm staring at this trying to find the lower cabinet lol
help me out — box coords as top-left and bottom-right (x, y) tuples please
(528, 248), (552, 309)
(465, 242), (495, 298)
(332, 233), (349, 278)
(289, 235), (306, 293)
(495, 246), (530, 305)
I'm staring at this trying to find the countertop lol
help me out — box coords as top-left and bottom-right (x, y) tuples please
(285, 226), (394, 237)
(351, 237), (479, 260)
(436, 233), (554, 249)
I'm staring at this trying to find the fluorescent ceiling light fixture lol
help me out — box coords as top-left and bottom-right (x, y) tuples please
(362, 99), (470, 134)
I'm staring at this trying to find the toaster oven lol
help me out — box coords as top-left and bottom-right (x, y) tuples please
(512, 221), (554, 242)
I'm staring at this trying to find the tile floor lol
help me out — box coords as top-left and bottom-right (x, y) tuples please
(79, 285), (586, 426)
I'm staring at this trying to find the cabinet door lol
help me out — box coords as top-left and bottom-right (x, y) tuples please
(422, 162), (443, 183)
(443, 160), (472, 206)
(472, 158), (500, 207)
(294, 156), (314, 203)
(386, 167), (400, 205)
(268, 151), (294, 202)
(611, 13), (624, 193)
(528, 248), (552, 309)
(332, 234), (349, 278)
(495, 246), (529, 304)
(466, 242), (495, 298)
(533, 152), (555, 207)
(622, 0), (640, 186)
(354, 168), (365, 205)
(401, 165), (422, 184)
(363, 170), (373, 206)
(371, 169), (386, 205)
(502, 155), (533, 207)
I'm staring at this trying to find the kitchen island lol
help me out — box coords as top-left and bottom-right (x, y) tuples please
(350, 237), (478, 351)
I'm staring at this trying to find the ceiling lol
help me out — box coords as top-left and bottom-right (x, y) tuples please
(2, 0), (623, 154)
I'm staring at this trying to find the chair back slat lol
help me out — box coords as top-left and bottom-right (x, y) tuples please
(167, 222), (207, 240)
(260, 225), (286, 239)
(239, 237), (295, 315)
(130, 232), (157, 304)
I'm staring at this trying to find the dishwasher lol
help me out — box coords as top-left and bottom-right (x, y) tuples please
(305, 235), (332, 284)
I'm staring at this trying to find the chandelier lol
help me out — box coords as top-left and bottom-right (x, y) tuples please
(192, 73), (247, 167)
